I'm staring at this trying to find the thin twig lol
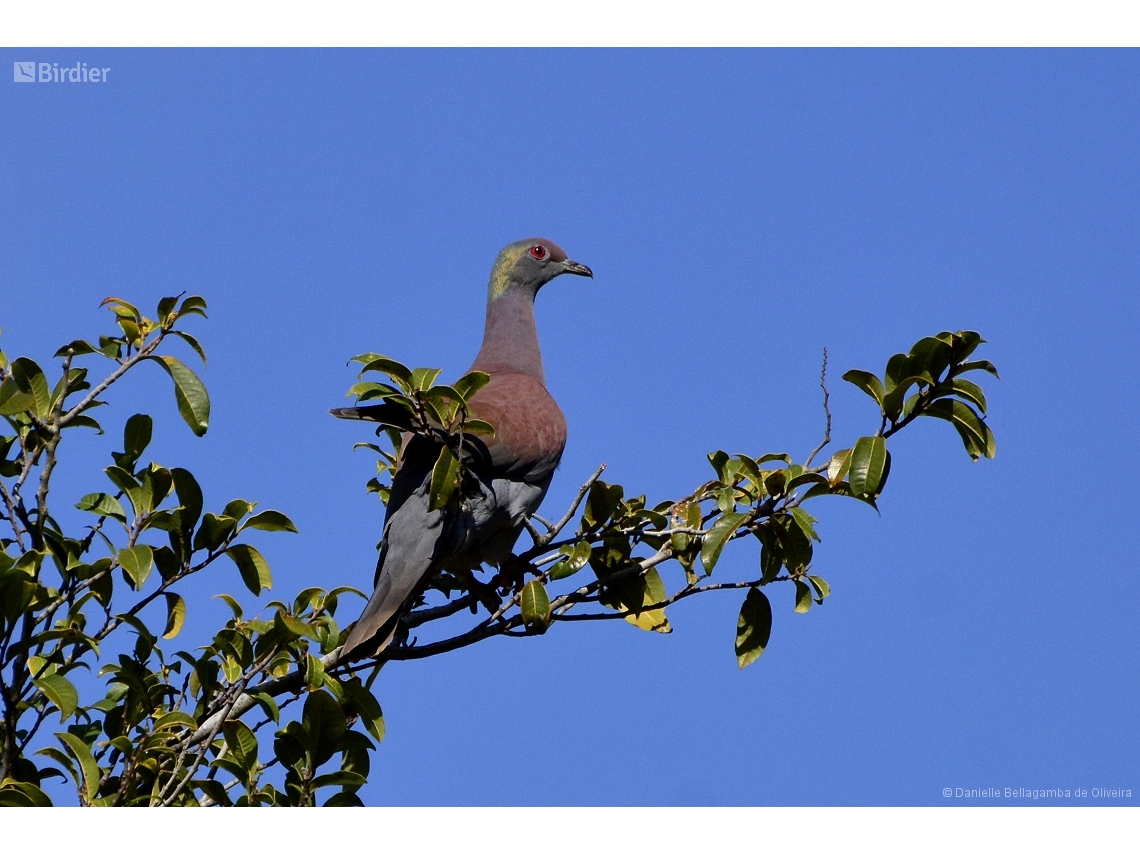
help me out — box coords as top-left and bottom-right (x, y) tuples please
(805, 347), (832, 468)
(528, 463), (606, 549)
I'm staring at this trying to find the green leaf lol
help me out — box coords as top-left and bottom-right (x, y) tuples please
(0, 377), (35, 415)
(147, 355), (210, 436)
(452, 370), (491, 401)
(162, 593), (186, 639)
(302, 690), (347, 768)
(75, 493), (127, 523)
(848, 436), (889, 497)
(582, 481), (623, 529)
(56, 732), (102, 803)
(170, 330), (207, 364)
(789, 507), (820, 542)
(226, 544), (272, 595)
(735, 588), (773, 669)
(177, 295), (208, 318)
(34, 672), (79, 720)
(120, 413), (153, 468)
(700, 512), (747, 575)
(152, 711), (198, 732)
(10, 357), (52, 419)
(171, 468), (203, 531)
(549, 541), (592, 581)
(520, 579), (551, 632)
(826, 448), (851, 486)
(223, 720), (260, 776)
(0, 779), (53, 806)
(249, 691), (280, 724)
(313, 770), (368, 790)
(358, 356), (414, 392)
(53, 338), (99, 358)
(808, 575), (830, 602)
(215, 593), (243, 620)
(842, 369), (886, 408)
(100, 296), (141, 321)
(117, 545), (154, 590)
(793, 579), (813, 613)
(920, 399), (996, 460)
(622, 568), (670, 633)
(428, 445), (461, 512)
(104, 465), (151, 517)
(341, 679), (385, 744)
(942, 378), (988, 415)
(411, 367), (442, 391)
(958, 359), (1000, 378)
(242, 510), (298, 533)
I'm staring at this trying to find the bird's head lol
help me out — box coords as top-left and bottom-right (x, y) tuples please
(488, 238), (592, 301)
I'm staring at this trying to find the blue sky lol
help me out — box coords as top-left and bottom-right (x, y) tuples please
(1, 49), (1137, 806)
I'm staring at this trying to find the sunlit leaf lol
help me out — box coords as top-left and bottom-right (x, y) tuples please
(162, 593), (186, 639)
(520, 579), (551, 632)
(147, 354), (210, 436)
(226, 544), (272, 595)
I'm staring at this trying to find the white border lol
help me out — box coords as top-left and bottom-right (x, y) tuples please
(1, 1), (1139, 47)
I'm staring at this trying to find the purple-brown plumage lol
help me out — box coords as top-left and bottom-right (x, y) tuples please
(334, 238), (591, 660)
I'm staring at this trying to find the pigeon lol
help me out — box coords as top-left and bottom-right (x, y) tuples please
(331, 238), (592, 660)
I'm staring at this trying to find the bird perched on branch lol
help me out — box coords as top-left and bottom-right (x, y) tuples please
(331, 238), (592, 660)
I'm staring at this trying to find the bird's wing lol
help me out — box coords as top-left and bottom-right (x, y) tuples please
(338, 372), (567, 660)
(340, 433), (450, 658)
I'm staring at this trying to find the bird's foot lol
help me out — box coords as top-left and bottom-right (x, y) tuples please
(458, 569), (503, 615)
(493, 554), (535, 597)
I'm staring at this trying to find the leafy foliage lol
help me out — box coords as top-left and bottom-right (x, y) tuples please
(0, 296), (997, 806)
(0, 298), (380, 806)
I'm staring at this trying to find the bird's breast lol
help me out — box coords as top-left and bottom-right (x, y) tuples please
(468, 372), (567, 481)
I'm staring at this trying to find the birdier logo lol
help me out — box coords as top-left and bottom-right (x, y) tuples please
(13, 62), (111, 83)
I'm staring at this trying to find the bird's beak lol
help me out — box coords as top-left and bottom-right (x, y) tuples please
(562, 260), (593, 278)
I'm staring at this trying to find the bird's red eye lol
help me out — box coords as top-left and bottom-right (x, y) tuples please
(530, 245), (547, 260)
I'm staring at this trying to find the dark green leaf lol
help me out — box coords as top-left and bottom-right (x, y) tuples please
(302, 690), (347, 768)
(735, 588), (772, 669)
(53, 339), (98, 358)
(921, 399), (996, 460)
(958, 359), (1000, 378)
(171, 467), (203, 531)
(428, 445), (461, 512)
(341, 679), (385, 743)
(242, 509), (298, 533)
(120, 413), (153, 468)
(849, 436), (888, 497)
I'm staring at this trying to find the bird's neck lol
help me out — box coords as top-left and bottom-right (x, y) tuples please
(470, 289), (546, 383)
